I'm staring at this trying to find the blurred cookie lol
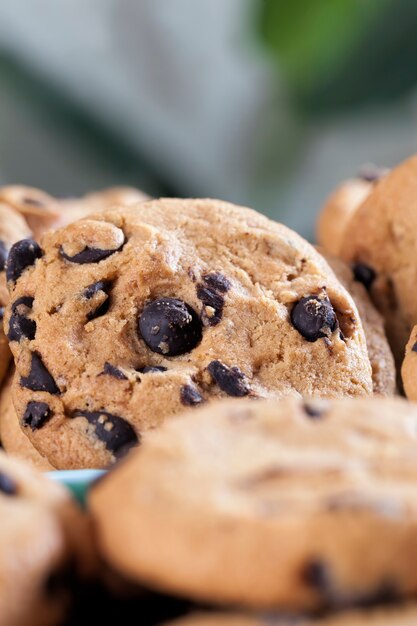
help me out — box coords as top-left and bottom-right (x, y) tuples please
(166, 605), (417, 626)
(322, 253), (395, 395)
(6, 199), (372, 469)
(56, 185), (149, 228)
(0, 185), (61, 239)
(90, 396), (417, 611)
(0, 450), (94, 625)
(0, 370), (54, 470)
(316, 178), (373, 256)
(0, 202), (32, 385)
(340, 155), (417, 365)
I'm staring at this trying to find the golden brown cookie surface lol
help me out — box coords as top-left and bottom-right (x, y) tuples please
(322, 253), (395, 395)
(340, 155), (417, 365)
(0, 370), (54, 470)
(90, 396), (417, 611)
(6, 199), (372, 469)
(0, 450), (93, 626)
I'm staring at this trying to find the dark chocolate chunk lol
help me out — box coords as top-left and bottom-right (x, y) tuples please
(358, 164), (387, 183)
(291, 295), (337, 342)
(202, 273), (231, 293)
(180, 384), (204, 406)
(196, 285), (225, 326)
(101, 362), (128, 380)
(72, 410), (138, 458)
(303, 401), (327, 419)
(0, 240), (7, 272)
(137, 366), (168, 374)
(207, 360), (250, 397)
(83, 280), (112, 321)
(6, 239), (43, 283)
(302, 559), (330, 592)
(60, 237), (125, 264)
(8, 296), (36, 342)
(352, 263), (376, 291)
(139, 298), (202, 356)
(302, 559), (398, 609)
(20, 352), (60, 394)
(412, 342), (417, 353)
(22, 196), (45, 207)
(23, 401), (52, 430)
(0, 471), (17, 496)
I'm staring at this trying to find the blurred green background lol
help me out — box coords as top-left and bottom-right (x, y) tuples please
(0, 0), (416, 239)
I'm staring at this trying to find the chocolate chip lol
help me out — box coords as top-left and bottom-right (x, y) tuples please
(196, 285), (225, 326)
(207, 360), (250, 397)
(83, 281), (112, 321)
(101, 362), (127, 380)
(302, 559), (398, 609)
(412, 342), (417, 353)
(60, 238), (125, 264)
(0, 240), (7, 272)
(72, 410), (138, 458)
(180, 384), (204, 406)
(302, 560), (330, 592)
(0, 307), (4, 322)
(352, 263), (376, 291)
(0, 471), (17, 495)
(20, 352), (60, 394)
(23, 401), (52, 430)
(137, 366), (168, 374)
(303, 401), (327, 419)
(139, 298), (202, 356)
(202, 273), (231, 293)
(8, 296), (36, 342)
(6, 239), (43, 283)
(358, 164), (387, 183)
(291, 295), (338, 342)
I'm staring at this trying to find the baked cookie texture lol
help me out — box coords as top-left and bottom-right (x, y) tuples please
(0, 184), (148, 389)
(340, 155), (417, 365)
(89, 396), (417, 612)
(0, 450), (94, 626)
(321, 253), (395, 396)
(0, 370), (54, 470)
(401, 326), (417, 401)
(165, 605), (417, 626)
(316, 178), (372, 256)
(6, 198), (373, 469)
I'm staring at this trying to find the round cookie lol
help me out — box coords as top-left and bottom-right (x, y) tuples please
(166, 605), (417, 626)
(321, 253), (396, 396)
(90, 395), (417, 612)
(0, 450), (93, 626)
(316, 178), (373, 256)
(340, 155), (417, 365)
(0, 370), (55, 470)
(5, 198), (372, 469)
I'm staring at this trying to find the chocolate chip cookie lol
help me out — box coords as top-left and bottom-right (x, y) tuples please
(340, 155), (417, 365)
(317, 179), (373, 257)
(0, 370), (54, 470)
(321, 253), (395, 395)
(0, 450), (93, 626)
(89, 395), (417, 611)
(165, 605), (417, 626)
(6, 199), (372, 469)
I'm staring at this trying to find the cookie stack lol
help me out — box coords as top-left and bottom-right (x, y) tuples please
(1, 159), (417, 624)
